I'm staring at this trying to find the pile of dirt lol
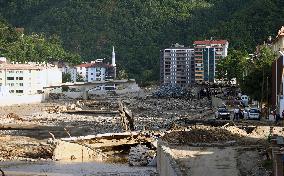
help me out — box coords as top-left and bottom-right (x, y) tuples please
(0, 135), (54, 161)
(225, 126), (249, 136)
(162, 127), (243, 145)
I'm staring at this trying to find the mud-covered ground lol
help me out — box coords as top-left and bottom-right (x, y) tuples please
(0, 91), (278, 175)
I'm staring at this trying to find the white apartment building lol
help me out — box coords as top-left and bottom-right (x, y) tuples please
(0, 63), (62, 95)
(160, 43), (195, 87)
(76, 62), (109, 82)
(60, 65), (77, 82)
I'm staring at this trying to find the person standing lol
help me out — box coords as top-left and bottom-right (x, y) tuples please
(233, 107), (239, 121)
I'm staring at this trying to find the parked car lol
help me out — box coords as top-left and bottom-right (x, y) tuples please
(215, 108), (230, 120)
(248, 108), (261, 120)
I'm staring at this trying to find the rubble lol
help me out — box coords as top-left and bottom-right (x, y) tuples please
(0, 86), (278, 175)
(119, 101), (135, 131)
(45, 103), (83, 113)
(152, 84), (191, 98)
(0, 135), (53, 161)
(6, 113), (22, 121)
(129, 145), (155, 166)
(162, 127), (243, 145)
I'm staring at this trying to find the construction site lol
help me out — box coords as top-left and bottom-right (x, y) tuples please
(0, 85), (283, 176)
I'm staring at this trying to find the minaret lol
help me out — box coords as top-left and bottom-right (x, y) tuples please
(112, 46), (116, 67)
(112, 46), (117, 78)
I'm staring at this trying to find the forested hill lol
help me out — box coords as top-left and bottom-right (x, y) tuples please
(0, 0), (283, 82)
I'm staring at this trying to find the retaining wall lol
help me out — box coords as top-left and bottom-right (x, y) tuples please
(157, 140), (183, 176)
(0, 94), (45, 106)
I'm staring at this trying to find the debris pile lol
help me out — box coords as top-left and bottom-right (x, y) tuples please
(45, 103), (83, 113)
(162, 127), (243, 145)
(0, 135), (53, 161)
(152, 84), (190, 98)
(49, 93), (67, 100)
(6, 113), (23, 121)
(129, 145), (154, 166)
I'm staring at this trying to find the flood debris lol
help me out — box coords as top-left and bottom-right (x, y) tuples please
(129, 145), (155, 166)
(152, 83), (191, 98)
(119, 101), (134, 131)
(6, 113), (22, 121)
(0, 86), (281, 175)
(45, 103), (82, 113)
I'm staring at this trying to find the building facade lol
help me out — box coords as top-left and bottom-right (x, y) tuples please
(193, 40), (229, 83)
(76, 61), (115, 82)
(71, 47), (116, 83)
(160, 43), (195, 87)
(0, 63), (62, 95)
(271, 26), (284, 113)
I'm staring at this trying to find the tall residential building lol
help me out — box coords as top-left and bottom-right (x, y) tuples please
(0, 63), (62, 95)
(193, 40), (229, 82)
(160, 43), (195, 87)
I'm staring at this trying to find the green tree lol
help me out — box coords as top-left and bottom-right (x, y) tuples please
(216, 49), (249, 84)
(0, 0), (283, 83)
(240, 45), (276, 105)
(62, 72), (71, 83)
(117, 69), (129, 80)
(76, 74), (84, 82)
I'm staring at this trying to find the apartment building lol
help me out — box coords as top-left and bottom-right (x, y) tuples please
(74, 47), (116, 82)
(0, 63), (62, 95)
(160, 43), (195, 87)
(271, 26), (284, 113)
(193, 40), (229, 83)
(76, 61), (115, 82)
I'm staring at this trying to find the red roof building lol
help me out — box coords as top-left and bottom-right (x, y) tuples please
(193, 40), (229, 83)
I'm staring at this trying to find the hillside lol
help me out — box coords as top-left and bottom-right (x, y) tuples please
(0, 0), (283, 82)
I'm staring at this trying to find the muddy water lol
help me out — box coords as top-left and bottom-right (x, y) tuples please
(0, 161), (156, 176)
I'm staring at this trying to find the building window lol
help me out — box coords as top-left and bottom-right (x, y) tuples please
(16, 90), (23, 93)
(20, 71), (23, 73)
(91, 73), (93, 75)
(8, 71), (14, 73)
(7, 77), (14, 80)
(9, 90), (14, 93)
(16, 77), (23, 80)
(19, 83), (23, 86)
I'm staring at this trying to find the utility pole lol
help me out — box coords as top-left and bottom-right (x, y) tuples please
(267, 76), (269, 118)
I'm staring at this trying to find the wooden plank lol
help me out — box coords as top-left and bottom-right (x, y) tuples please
(63, 110), (118, 115)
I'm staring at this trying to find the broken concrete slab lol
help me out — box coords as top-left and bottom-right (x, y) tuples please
(52, 140), (103, 162)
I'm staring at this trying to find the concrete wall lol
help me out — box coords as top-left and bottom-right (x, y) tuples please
(0, 94), (45, 106)
(157, 141), (183, 176)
